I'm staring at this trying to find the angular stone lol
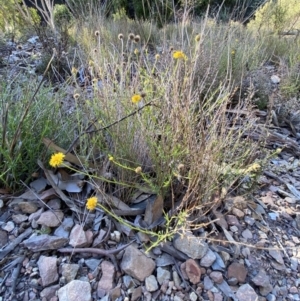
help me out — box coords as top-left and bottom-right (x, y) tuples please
(40, 285), (60, 300)
(85, 259), (100, 271)
(226, 215), (241, 226)
(120, 245), (155, 281)
(97, 260), (115, 297)
(69, 224), (88, 247)
(145, 275), (158, 292)
(30, 178), (47, 193)
(242, 229), (253, 239)
(23, 234), (68, 251)
(183, 259), (201, 284)
(58, 280), (92, 301)
(18, 201), (39, 213)
(156, 267), (171, 285)
(227, 262), (247, 283)
(54, 217), (74, 238)
(200, 248), (216, 267)
(37, 210), (64, 227)
(38, 256), (58, 286)
(236, 284), (258, 301)
(61, 264), (79, 283)
(12, 214), (28, 224)
(204, 276), (214, 290)
(174, 233), (208, 259)
(131, 286), (142, 301)
(0, 230), (8, 248)
(252, 270), (273, 296)
(210, 271), (223, 284)
(269, 249), (284, 265)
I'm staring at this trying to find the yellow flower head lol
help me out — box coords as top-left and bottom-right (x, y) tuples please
(108, 155), (114, 161)
(173, 51), (187, 60)
(134, 48), (139, 55)
(231, 50), (236, 55)
(155, 54), (160, 60)
(86, 196), (97, 210)
(49, 152), (65, 168)
(135, 166), (142, 174)
(131, 94), (142, 104)
(195, 34), (201, 42)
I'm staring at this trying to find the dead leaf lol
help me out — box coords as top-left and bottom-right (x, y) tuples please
(97, 193), (131, 210)
(47, 170), (83, 193)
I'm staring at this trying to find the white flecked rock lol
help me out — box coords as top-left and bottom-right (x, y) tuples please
(236, 284), (258, 301)
(38, 256), (58, 286)
(200, 248), (216, 267)
(58, 280), (92, 301)
(120, 245), (155, 281)
(156, 267), (171, 285)
(61, 263), (79, 283)
(97, 260), (115, 298)
(173, 233), (208, 259)
(69, 224), (88, 247)
(37, 210), (64, 227)
(145, 275), (158, 292)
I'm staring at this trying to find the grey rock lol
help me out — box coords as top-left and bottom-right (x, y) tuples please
(252, 269), (273, 296)
(131, 286), (142, 301)
(30, 178), (47, 193)
(58, 280), (92, 301)
(1, 221), (15, 232)
(38, 256), (58, 286)
(236, 284), (258, 301)
(23, 234), (68, 251)
(210, 271), (223, 284)
(189, 292), (198, 301)
(269, 249), (284, 265)
(40, 284), (60, 299)
(266, 293), (276, 301)
(120, 245), (155, 281)
(47, 198), (62, 210)
(122, 275), (135, 289)
(173, 271), (181, 287)
(244, 216), (255, 226)
(242, 229), (253, 239)
(145, 275), (158, 292)
(69, 224), (89, 247)
(155, 253), (174, 267)
(28, 208), (44, 222)
(54, 217), (74, 238)
(156, 267), (171, 285)
(37, 210), (64, 228)
(61, 264), (79, 283)
(217, 280), (239, 301)
(97, 260), (115, 297)
(12, 214), (28, 224)
(85, 258), (100, 271)
(200, 248), (216, 267)
(173, 233), (208, 259)
(204, 276), (214, 290)
(212, 252), (226, 271)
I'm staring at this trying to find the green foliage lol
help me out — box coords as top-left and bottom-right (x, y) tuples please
(53, 4), (73, 28)
(0, 0), (40, 36)
(248, 0), (300, 33)
(0, 75), (72, 191)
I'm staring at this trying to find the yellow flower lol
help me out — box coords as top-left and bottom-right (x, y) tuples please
(195, 34), (201, 42)
(134, 48), (139, 55)
(131, 94), (142, 104)
(108, 155), (114, 161)
(49, 152), (65, 168)
(231, 50), (236, 55)
(155, 54), (160, 60)
(275, 148), (282, 154)
(86, 196), (97, 210)
(173, 51), (187, 60)
(135, 166), (142, 174)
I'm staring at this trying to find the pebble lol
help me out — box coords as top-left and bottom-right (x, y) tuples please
(145, 275), (158, 292)
(1, 221), (15, 232)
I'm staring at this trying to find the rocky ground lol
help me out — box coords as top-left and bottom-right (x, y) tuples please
(0, 36), (300, 301)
